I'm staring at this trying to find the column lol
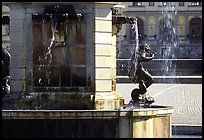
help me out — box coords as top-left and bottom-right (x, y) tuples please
(9, 4), (26, 97)
(94, 3), (124, 110)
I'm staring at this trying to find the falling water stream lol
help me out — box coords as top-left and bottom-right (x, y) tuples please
(37, 14), (66, 88)
(44, 15), (57, 85)
(127, 18), (139, 82)
(160, 2), (177, 83)
(37, 15), (58, 87)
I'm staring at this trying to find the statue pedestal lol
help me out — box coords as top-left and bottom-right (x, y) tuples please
(95, 91), (125, 110)
(130, 105), (174, 138)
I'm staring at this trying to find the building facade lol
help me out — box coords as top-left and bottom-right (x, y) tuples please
(2, 2), (202, 58)
(2, 5), (10, 50)
(116, 2), (202, 59)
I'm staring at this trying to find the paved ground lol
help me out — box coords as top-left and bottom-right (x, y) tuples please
(172, 135), (202, 138)
(116, 83), (202, 126)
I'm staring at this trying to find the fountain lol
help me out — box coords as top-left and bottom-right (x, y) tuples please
(2, 4), (93, 110)
(2, 2), (174, 138)
(159, 2), (177, 83)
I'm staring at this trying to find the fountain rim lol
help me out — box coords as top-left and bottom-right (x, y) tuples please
(2, 105), (174, 119)
(2, 105), (173, 112)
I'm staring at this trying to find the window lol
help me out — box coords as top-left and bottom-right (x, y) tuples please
(149, 2), (154, 6)
(159, 18), (176, 44)
(148, 16), (156, 36)
(178, 16), (185, 37)
(132, 2), (142, 7)
(160, 2), (173, 7)
(179, 2), (184, 6)
(2, 25), (9, 36)
(2, 16), (10, 36)
(162, 2), (167, 6)
(191, 2), (202, 6)
(189, 18), (202, 43)
(178, 26), (185, 37)
(32, 15), (87, 91)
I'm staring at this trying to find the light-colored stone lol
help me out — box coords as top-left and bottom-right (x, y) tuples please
(95, 56), (112, 67)
(2, 5), (10, 13)
(95, 8), (112, 20)
(95, 20), (112, 32)
(95, 91), (124, 110)
(153, 116), (171, 137)
(95, 68), (112, 79)
(133, 118), (154, 138)
(95, 32), (112, 44)
(95, 79), (112, 92)
(2, 35), (10, 41)
(95, 44), (112, 56)
(131, 107), (174, 138)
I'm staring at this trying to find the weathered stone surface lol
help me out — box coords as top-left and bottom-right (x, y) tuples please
(2, 93), (93, 110)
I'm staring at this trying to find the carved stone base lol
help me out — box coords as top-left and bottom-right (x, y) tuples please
(95, 91), (124, 110)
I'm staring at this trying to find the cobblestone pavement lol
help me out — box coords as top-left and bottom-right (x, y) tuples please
(116, 83), (202, 126)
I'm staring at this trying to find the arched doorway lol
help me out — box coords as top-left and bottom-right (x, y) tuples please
(189, 18), (202, 43)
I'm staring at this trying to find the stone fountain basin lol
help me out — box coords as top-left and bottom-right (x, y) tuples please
(2, 105), (174, 138)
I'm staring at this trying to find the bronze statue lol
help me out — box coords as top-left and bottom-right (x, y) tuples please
(128, 43), (156, 106)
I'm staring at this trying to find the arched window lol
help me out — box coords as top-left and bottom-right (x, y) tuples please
(130, 18), (144, 43)
(2, 16), (10, 35)
(132, 2), (143, 7)
(148, 16), (155, 36)
(189, 18), (202, 43)
(159, 18), (176, 44)
(178, 16), (185, 37)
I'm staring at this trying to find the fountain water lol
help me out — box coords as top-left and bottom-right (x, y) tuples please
(37, 14), (69, 88)
(37, 15), (57, 87)
(159, 2), (178, 83)
(127, 18), (141, 88)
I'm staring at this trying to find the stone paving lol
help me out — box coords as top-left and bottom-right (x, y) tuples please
(116, 83), (202, 126)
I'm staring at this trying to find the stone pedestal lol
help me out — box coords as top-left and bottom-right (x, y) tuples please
(132, 106), (174, 138)
(2, 105), (174, 138)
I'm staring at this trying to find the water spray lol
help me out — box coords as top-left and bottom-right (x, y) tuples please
(128, 17), (139, 82)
